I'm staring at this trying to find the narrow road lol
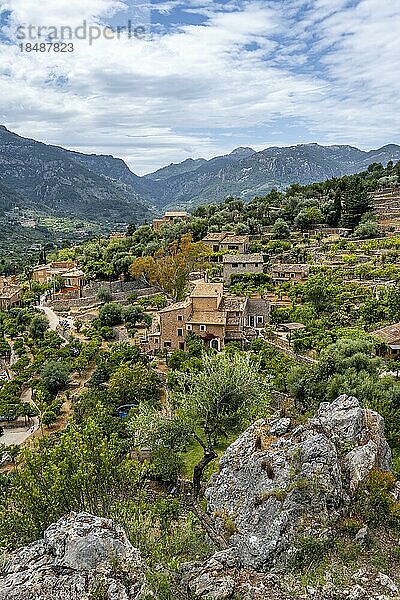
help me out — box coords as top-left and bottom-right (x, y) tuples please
(1, 387), (39, 448)
(37, 303), (70, 344)
(1, 420), (38, 447)
(1, 303), (70, 451)
(37, 305), (60, 331)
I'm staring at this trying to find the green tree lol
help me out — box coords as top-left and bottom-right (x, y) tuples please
(108, 363), (160, 408)
(41, 361), (70, 396)
(122, 305), (151, 328)
(130, 408), (188, 482)
(341, 176), (372, 229)
(272, 218), (290, 240)
(29, 314), (49, 339)
(175, 352), (270, 496)
(41, 410), (58, 428)
(294, 207), (323, 231)
(0, 416), (148, 548)
(98, 302), (123, 327)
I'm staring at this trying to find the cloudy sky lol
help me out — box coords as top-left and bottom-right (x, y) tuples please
(0, 0), (399, 174)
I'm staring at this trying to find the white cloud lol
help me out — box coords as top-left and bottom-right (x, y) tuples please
(0, 0), (398, 173)
(2, 0), (126, 27)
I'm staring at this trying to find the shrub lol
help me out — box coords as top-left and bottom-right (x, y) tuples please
(97, 286), (113, 303)
(98, 303), (123, 327)
(354, 468), (400, 530)
(288, 534), (332, 570)
(339, 516), (364, 535)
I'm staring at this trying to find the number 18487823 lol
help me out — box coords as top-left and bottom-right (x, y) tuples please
(19, 43), (74, 53)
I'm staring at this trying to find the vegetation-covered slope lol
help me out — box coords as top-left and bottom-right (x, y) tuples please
(0, 126), (155, 225)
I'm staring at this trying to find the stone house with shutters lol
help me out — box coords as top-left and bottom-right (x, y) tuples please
(270, 263), (309, 284)
(202, 232), (250, 256)
(223, 253), (264, 285)
(148, 280), (270, 352)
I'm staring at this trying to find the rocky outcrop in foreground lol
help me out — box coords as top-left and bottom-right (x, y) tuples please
(185, 395), (399, 599)
(205, 395), (391, 570)
(0, 513), (147, 600)
(1, 396), (399, 600)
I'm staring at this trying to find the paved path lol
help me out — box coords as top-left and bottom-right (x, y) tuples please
(37, 305), (60, 331)
(1, 387), (39, 447)
(1, 420), (39, 447)
(37, 304), (70, 343)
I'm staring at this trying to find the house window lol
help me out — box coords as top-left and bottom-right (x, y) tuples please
(164, 341), (171, 348)
(290, 273), (295, 278)
(179, 342), (185, 350)
(177, 315), (183, 321)
(154, 338), (159, 344)
(255, 263), (259, 267)
(177, 328), (183, 337)
(228, 245), (239, 250)
(213, 245), (219, 252)
(257, 316), (264, 324)
(232, 263), (238, 268)
(200, 325), (207, 332)
(186, 324), (193, 331)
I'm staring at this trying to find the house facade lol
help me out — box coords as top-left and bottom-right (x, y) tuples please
(372, 323), (400, 358)
(148, 280), (270, 352)
(33, 262), (86, 291)
(0, 277), (21, 310)
(270, 263), (309, 284)
(223, 253), (264, 285)
(152, 211), (190, 231)
(202, 232), (249, 255)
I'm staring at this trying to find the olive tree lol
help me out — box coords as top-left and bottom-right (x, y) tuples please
(178, 352), (270, 496)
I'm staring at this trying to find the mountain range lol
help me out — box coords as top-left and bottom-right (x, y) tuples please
(144, 143), (400, 210)
(1, 126), (400, 237)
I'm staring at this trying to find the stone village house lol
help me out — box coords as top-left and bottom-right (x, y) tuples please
(148, 281), (270, 352)
(201, 232), (250, 257)
(222, 253), (264, 286)
(152, 211), (190, 231)
(0, 277), (21, 310)
(33, 262), (86, 295)
(372, 323), (400, 359)
(269, 263), (309, 284)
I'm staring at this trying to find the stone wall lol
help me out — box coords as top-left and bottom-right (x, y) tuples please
(48, 285), (162, 310)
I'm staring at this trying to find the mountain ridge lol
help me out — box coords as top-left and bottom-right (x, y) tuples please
(0, 126), (156, 223)
(1, 126), (399, 220)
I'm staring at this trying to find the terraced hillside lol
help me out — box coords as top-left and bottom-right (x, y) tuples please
(373, 187), (400, 231)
